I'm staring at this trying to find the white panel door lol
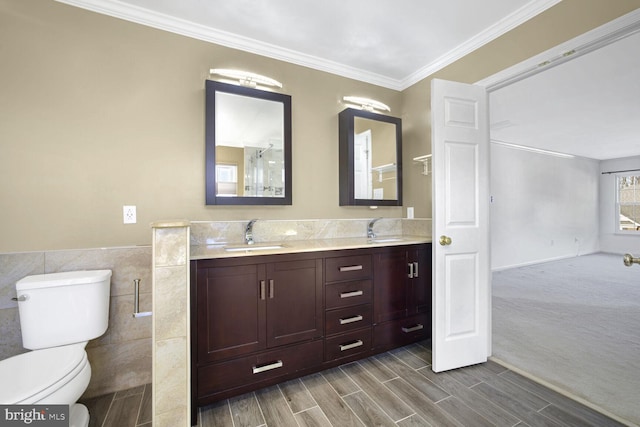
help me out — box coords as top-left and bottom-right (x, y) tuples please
(431, 78), (490, 372)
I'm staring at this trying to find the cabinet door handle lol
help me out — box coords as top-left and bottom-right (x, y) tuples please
(413, 262), (419, 278)
(269, 279), (274, 299)
(401, 323), (424, 333)
(339, 340), (363, 351)
(340, 290), (363, 298)
(339, 315), (363, 325)
(252, 360), (283, 374)
(259, 280), (266, 300)
(339, 265), (363, 272)
(408, 262), (414, 278)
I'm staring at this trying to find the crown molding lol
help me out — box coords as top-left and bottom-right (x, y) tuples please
(400, 0), (562, 89)
(56, 0), (559, 91)
(55, 0), (404, 89)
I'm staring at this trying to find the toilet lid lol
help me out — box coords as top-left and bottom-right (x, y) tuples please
(0, 343), (87, 404)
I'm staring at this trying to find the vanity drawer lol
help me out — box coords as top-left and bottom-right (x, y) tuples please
(325, 255), (372, 283)
(197, 340), (323, 397)
(325, 304), (372, 335)
(325, 280), (372, 309)
(373, 313), (430, 350)
(325, 329), (372, 362)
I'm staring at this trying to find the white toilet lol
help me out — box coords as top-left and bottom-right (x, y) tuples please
(0, 270), (112, 427)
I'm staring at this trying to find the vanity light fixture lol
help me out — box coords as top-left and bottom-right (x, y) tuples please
(209, 68), (283, 89)
(342, 96), (391, 113)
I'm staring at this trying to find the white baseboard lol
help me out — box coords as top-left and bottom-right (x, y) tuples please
(491, 251), (599, 272)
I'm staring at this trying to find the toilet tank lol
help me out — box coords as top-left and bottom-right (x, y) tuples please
(15, 270), (112, 350)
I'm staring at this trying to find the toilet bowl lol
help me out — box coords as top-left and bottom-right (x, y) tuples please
(0, 270), (111, 427)
(0, 343), (89, 404)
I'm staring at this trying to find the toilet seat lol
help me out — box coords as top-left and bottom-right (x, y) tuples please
(0, 343), (88, 404)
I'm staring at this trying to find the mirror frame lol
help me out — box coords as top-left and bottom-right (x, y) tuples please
(205, 80), (292, 205)
(339, 107), (403, 206)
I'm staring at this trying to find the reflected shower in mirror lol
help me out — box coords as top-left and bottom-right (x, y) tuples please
(205, 80), (292, 205)
(339, 108), (402, 206)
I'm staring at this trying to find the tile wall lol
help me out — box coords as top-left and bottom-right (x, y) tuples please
(151, 221), (191, 427)
(0, 246), (153, 398)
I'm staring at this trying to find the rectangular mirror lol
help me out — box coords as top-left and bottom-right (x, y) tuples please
(339, 108), (402, 206)
(205, 80), (292, 205)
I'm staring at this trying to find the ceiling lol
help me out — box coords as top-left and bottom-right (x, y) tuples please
(57, 0), (640, 161)
(57, 0), (559, 90)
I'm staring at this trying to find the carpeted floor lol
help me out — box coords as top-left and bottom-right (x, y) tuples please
(492, 252), (640, 426)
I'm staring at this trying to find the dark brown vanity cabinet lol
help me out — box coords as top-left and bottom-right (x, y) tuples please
(192, 254), (323, 407)
(373, 245), (432, 350)
(191, 243), (431, 424)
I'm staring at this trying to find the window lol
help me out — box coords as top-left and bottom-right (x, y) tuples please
(215, 164), (238, 197)
(617, 175), (640, 232)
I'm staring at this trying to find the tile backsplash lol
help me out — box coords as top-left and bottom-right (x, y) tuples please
(190, 218), (431, 246)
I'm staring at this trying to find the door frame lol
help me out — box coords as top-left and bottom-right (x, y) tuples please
(475, 9), (640, 91)
(431, 9), (640, 367)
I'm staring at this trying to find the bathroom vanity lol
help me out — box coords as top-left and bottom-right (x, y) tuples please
(189, 239), (431, 423)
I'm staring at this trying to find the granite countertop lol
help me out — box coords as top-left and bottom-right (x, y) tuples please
(190, 235), (432, 260)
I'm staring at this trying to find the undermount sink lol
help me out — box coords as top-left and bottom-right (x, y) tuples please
(224, 244), (285, 252)
(368, 238), (405, 243)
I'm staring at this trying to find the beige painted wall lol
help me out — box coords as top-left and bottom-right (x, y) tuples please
(2, 0), (639, 252)
(0, 0), (402, 253)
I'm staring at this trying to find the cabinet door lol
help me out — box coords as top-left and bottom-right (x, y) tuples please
(408, 245), (432, 315)
(266, 259), (323, 347)
(197, 264), (266, 362)
(373, 248), (409, 323)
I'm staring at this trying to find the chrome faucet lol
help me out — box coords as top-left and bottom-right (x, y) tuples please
(367, 218), (382, 239)
(245, 219), (258, 245)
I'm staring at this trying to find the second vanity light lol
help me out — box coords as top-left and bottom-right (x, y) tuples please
(209, 68), (283, 89)
(342, 96), (391, 113)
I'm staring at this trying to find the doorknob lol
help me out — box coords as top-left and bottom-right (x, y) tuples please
(439, 235), (452, 246)
(623, 253), (640, 267)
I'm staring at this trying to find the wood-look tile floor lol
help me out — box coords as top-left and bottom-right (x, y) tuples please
(197, 341), (627, 427)
(80, 383), (151, 427)
(82, 341), (628, 427)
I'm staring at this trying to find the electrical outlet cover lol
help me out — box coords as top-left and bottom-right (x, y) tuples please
(123, 205), (136, 224)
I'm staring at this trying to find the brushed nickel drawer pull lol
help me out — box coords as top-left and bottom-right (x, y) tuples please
(339, 265), (363, 272)
(260, 280), (266, 300)
(339, 315), (363, 325)
(252, 360), (283, 374)
(408, 262), (414, 278)
(339, 340), (363, 351)
(269, 279), (274, 299)
(340, 290), (363, 298)
(413, 262), (419, 278)
(401, 324), (424, 333)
